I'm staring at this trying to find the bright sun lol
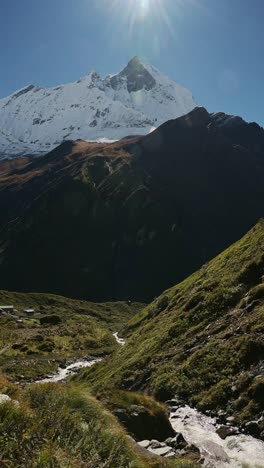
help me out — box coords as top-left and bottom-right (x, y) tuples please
(103, 0), (171, 26)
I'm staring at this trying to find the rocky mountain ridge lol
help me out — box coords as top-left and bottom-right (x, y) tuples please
(0, 107), (264, 301)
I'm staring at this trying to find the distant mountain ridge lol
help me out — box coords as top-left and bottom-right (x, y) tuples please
(1, 106), (264, 301)
(0, 57), (195, 159)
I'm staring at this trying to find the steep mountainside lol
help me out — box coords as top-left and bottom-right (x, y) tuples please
(0, 57), (195, 159)
(0, 107), (264, 301)
(81, 221), (264, 431)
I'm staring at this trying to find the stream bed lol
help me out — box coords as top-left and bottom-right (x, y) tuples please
(169, 404), (264, 467)
(36, 332), (123, 383)
(35, 357), (102, 383)
(35, 334), (264, 467)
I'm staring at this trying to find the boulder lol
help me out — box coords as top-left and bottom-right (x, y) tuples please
(244, 421), (261, 437)
(216, 409), (227, 424)
(0, 394), (19, 407)
(149, 446), (174, 456)
(149, 440), (165, 449)
(0, 394), (11, 404)
(138, 440), (151, 449)
(187, 444), (201, 454)
(216, 425), (239, 439)
(113, 404), (175, 441)
(226, 416), (235, 425)
(166, 433), (188, 449)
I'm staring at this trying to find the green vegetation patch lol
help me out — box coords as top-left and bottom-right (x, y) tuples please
(0, 291), (143, 381)
(0, 374), (197, 468)
(79, 221), (264, 424)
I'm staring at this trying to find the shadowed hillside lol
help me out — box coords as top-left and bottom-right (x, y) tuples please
(1, 107), (264, 301)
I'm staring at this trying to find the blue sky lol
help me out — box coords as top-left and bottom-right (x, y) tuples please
(1, 0), (263, 126)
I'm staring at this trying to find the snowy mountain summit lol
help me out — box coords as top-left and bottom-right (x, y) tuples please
(0, 57), (196, 158)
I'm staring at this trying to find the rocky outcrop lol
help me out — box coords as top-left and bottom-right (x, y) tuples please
(113, 404), (175, 441)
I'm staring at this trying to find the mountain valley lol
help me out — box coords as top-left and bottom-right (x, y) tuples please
(1, 54), (264, 467)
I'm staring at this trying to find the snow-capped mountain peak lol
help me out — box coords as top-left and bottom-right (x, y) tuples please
(0, 57), (196, 159)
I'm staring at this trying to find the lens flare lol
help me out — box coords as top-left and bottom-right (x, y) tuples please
(95, 0), (203, 60)
(100, 0), (172, 26)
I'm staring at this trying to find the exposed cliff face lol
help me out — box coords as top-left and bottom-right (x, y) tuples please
(0, 57), (195, 159)
(0, 107), (264, 302)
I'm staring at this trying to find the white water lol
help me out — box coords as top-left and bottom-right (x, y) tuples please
(36, 357), (102, 383)
(170, 405), (264, 468)
(113, 332), (126, 346)
(36, 331), (125, 384)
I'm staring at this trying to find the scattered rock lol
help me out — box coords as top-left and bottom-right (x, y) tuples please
(138, 440), (151, 449)
(164, 451), (176, 458)
(165, 437), (174, 445)
(149, 446), (174, 456)
(0, 394), (11, 404)
(217, 409), (227, 424)
(166, 397), (184, 407)
(187, 444), (200, 454)
(216, 425), (239, 439)
(149, 440), (165, 449)
(170, 406), (180, 412)
(166, 399), (179, 405)
(0, 394), (19, 407)
(166, 433), (188, 449)
(244, 421), (261, 437)
(226, 416), (235, 425)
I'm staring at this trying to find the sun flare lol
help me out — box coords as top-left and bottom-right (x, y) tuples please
(103, 0), (172, 30)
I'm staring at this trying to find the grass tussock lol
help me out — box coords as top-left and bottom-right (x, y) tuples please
(0, 375), (196, 468)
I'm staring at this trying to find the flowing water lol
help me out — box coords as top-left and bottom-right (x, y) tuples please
(170, 405), (264, 468)
(36, 332), (123, 383)
(35, 333), (264, 467)
(113, 332), (126, 346)
(35, 357), (103, 383)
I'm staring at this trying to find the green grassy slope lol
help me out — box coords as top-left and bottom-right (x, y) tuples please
(0, 290), (143, 331)
(0, 374), (197, 467)
(81, 220), (264, 427)
(0, 291), (143, 380)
